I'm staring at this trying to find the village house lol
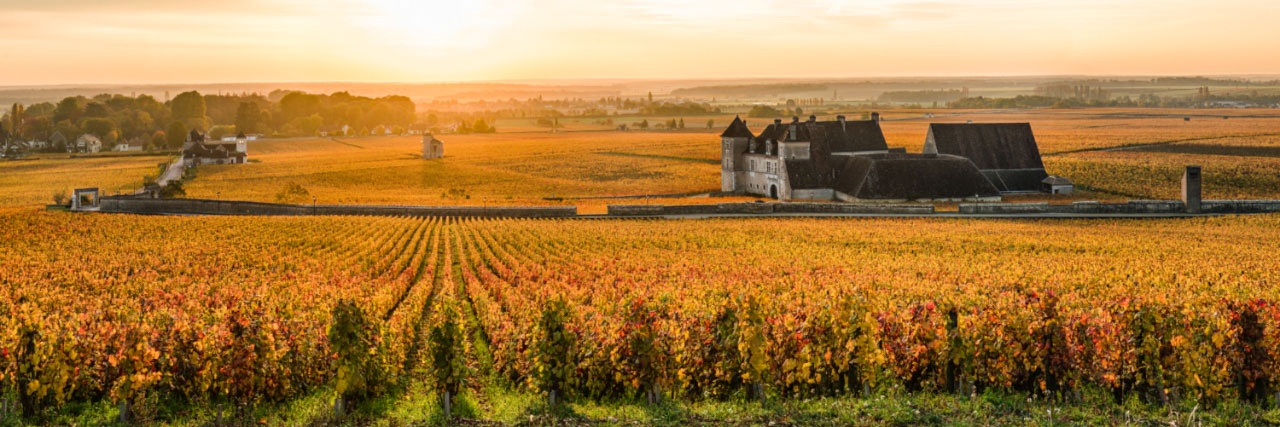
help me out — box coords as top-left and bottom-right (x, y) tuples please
(422, 134), (444, 159)
(49, 131), (68, 150)
(71, 134), (103, 153)
(182, 129), (247, 166)
(721, 115), (1002, 202)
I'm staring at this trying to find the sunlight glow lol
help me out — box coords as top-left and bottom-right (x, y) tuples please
(358, 0), (502, 52)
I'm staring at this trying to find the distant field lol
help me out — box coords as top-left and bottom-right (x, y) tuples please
(3, 108), (1280, 209)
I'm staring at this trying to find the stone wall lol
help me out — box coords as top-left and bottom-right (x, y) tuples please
(1203, 200), (1280, 214)
(607, 202), (934, 216)
(959, 201), (1190, 215)
(100, 197), (577, 218)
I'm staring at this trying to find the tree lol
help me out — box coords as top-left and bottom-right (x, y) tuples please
(150, 131), (166, 151)
(83, 102), (110, 118)
(473, 118), (494, 134)
(8, 103), (23, 139)
(638, 119), (649, 130)
(678, 118), (685, 129)
(208, 125), (236, 140)
(234, 102), (264, 134)
(166, 121), (187, 149)
(170, 91), (207, 129)
(706, 119), (715, 129)
(81, 118), (117, 141)
(53, 97), (83, 124)
(746, 105), (782, 118)
(279, 92), (320, 122)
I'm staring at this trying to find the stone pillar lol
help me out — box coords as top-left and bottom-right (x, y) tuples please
(1182, 165), (1202, 214)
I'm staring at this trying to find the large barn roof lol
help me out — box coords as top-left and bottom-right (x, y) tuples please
(980, 169), (1050, 193)
(834, 153), (1000, 200)
(924, 123), (1045, 170)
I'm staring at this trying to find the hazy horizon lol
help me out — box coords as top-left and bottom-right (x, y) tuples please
(3, 0), (1278, 86)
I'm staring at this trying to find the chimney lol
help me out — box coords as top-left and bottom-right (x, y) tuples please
(871, 112), (880, 122)
(774, 118), (783, 127)
(837, 115), (846, 132)
(789, 117), (798, 141)
(808, 115), (816, 123)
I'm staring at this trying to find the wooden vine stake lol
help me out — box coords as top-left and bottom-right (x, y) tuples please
(442, 391), (452, 420)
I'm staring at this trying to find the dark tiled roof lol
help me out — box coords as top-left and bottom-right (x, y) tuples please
(183, 142), (244, 160)
(980, 169), (1049, 193)
(753, 119), (887, 153)
(813, 120), (889, 152)
(926, 123), (1045, 170)
(720, 116), (755, 139)
(834, 153), (1000, 200)
(784, 159), (831, 190)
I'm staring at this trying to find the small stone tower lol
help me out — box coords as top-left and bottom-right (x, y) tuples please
(720, 116), (754, 192)
(422, 134), (444, 159)
(1182, 165), (1202, 213)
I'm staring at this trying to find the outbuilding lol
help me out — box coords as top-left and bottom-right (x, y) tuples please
(1041, 176), (1074, 195)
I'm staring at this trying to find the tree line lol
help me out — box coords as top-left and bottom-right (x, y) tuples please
(0, 90), (417, 153)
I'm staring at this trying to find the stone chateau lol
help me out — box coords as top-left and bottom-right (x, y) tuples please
(720, 114), (1061, 201)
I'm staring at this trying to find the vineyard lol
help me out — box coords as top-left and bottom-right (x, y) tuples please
(2, 208), (1280, 423)
(5, 109), (1280, 214)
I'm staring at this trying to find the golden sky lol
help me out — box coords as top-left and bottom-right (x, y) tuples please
(1, 0), (1277, 85)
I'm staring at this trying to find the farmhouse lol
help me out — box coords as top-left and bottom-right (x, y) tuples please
(182, 129), (247, 166)
(422, 134), (444, 159)
(721, 115), (1001, 202)
(923, 123), (1048, 193)
(71, 134), (103, 153)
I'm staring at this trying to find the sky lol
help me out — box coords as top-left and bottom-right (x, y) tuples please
(0, 0), (1277, 85)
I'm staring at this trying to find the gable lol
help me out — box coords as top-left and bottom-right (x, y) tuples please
(925, 123), (1044, 170)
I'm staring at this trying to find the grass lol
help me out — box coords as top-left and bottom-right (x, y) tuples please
(7, 383), (1276, 426)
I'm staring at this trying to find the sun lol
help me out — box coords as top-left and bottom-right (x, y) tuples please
(358, 0), (493, 51)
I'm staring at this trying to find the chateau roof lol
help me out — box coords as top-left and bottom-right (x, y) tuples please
(924, 123), (1045, 170)
(924, 123), (1047, 192)
(834, 153), (1000, 200)
(720, 116), (755, 139)
(812, 120), (888, 153)
(980, 169), (1051, 193)
(753, 118), (887, 152)
(783, 159), (832, 190)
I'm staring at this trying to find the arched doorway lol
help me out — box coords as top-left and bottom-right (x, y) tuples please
(769, 184), (778, 199)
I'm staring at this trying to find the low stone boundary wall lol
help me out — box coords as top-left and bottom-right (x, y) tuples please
(1203, 200), (1280, 214)
(959, 200), (1280, 215)
(95, 197), (1280, 218)
(100, 197), (577, 218)
(607, 202), (934, 216)
(960, 201), (1189, 215)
